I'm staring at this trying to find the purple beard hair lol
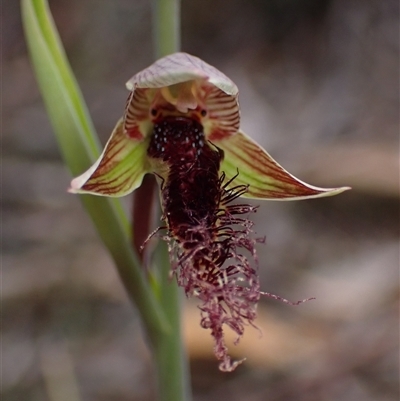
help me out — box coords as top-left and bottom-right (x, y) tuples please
(147, 116), (264, 371)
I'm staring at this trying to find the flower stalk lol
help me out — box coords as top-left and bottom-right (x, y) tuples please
(152, 0), (181, 58)
(148, 1), (193, 400)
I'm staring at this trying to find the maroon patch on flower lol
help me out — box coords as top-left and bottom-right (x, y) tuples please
(148, 117), (264, 371)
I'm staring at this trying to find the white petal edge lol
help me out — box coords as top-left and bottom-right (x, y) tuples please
(126, 52), (238, 96)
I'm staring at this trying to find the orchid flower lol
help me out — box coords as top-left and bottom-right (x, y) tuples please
(70, 52), (349, 371)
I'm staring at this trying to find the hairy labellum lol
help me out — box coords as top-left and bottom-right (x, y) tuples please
(147, 117), (262, 371)
(148, 117), (222, 241)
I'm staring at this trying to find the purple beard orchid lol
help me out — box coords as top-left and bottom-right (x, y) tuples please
(70, 53), (349, 371)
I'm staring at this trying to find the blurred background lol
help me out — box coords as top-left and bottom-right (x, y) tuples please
(3, 0), (399, 400)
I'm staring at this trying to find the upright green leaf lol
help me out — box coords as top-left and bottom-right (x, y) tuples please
(21, 0), (168, 335)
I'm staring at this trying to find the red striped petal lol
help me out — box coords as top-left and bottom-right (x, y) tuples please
(123, 88), (153, 140)
(124, 53), (241, 142)
(201, 84), (240, 141)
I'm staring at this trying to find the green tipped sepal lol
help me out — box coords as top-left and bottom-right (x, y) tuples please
(218, 131), (351, 200)
(69, 119), (150, 197)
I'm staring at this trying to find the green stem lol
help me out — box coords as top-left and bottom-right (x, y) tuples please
(151, 0), (181, 58)
(149, 0), (192, 400)
(152, 243), (192, 401)
(22, 0), (190, 398)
